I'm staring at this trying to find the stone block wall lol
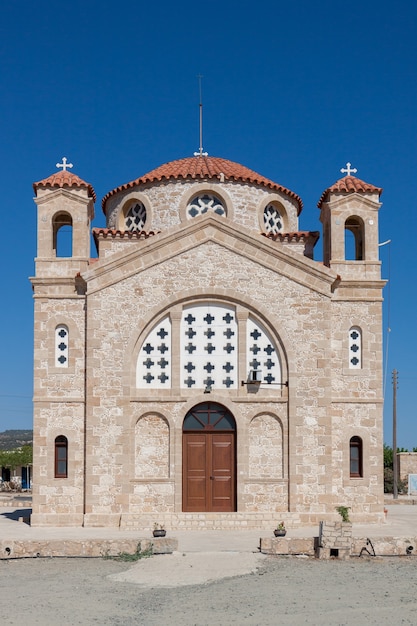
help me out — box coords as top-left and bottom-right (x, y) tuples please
(398, 453), (417, 482)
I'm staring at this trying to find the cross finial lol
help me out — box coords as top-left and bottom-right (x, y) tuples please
(56, 157), (73, 172)
(340, 162), (357, 177)
(194, 74), (208, 157)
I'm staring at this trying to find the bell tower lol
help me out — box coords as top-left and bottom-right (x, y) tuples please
(318, 163), (382, 280)
(30, 160), (96, 526)
(33, 158), (96, 280)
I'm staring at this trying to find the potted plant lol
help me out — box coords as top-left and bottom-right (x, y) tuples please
(153, 523), (166, 538)
(274, 521), (286, 537)
(335, 506), (351, 523)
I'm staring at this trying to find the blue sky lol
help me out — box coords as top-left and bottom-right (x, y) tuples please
(0, 0), (416, 447)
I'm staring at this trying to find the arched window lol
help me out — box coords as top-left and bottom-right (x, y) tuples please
(124, 202), (147, 231)
(263, 203), (283, 234)
(183, 402), (236, 431)
(349, 326), (362, 369)
(350, 436), (363, 477)
(55, 436), (68, 478)
(53, 212), (73, 257)
(186, 194), (226, 219)
(345, 217), (364, 260)
(55, 324), (69, 368)
(136, 316), (171, 388)
(136, 304), (282, 390)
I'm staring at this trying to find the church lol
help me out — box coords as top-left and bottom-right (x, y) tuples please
(30, 154), (385, 528)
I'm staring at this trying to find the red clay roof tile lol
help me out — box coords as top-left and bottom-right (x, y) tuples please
(102, 156), (303, 214)
(261, 231), (320, 244)
(92, 228), (160, 240)
(317, 175), (382, 208)
(33, 171), (96, 203)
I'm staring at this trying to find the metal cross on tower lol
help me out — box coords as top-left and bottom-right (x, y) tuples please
(194, 74), (208, 157)
(56, 157), (74, 172)
(340, 162), (357, 176)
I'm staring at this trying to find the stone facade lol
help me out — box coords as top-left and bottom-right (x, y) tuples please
(30, 156), (385, 528)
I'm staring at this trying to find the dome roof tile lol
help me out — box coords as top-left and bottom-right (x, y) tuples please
(102, 156), (302, 214)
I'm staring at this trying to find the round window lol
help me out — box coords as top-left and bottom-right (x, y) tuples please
(263, 204), (283, 234)
(125, 202), (147, 231)
(187, 194), (226, 219)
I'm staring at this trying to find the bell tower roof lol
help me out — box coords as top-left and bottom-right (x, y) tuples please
(317, 175), (382, 208)
(33, 170), (96, 203)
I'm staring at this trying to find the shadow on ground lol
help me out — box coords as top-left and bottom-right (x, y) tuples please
(0, 508), (31, 523)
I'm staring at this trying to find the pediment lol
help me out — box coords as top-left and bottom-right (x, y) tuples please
(34, 186), (92, 207)
(83, 214), (337, 295)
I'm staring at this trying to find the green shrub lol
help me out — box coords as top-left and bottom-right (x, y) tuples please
(384, 468), (407, 494)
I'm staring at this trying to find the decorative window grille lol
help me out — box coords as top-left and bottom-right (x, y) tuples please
(136, 306), (281, 390)
(186, 194), (226, 219)
(180, 304), (238, 389)
(55, 324), (69, 368)
(136, 316), (171, 388)
(246, 317), (281, 385)
(350, 436), (363, 477)
(55, 435), (68, 478)
(125, 202), (147, 231)
(348, 326), (362, 369)
(263, 204), (283, 234)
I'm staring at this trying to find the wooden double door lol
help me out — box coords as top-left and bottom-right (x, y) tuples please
(182, 403), (236, 512)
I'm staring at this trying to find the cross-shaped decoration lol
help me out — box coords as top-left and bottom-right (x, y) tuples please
(56, 157), (73, 172)
(340, 162), (357, 176)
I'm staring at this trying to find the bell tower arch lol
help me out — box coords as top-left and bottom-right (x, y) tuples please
(33, 159), (96, 279)
(318, 166), (382, 280)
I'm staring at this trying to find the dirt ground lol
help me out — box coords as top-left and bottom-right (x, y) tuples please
(2, 554), (417, 625)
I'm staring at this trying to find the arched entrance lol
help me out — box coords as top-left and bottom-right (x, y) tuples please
(182, 402), (236, 512)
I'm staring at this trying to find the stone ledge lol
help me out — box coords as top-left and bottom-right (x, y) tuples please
(260, 535), (417, 558)
(259, 537), (314, 556)
(0, 537), (178, 559)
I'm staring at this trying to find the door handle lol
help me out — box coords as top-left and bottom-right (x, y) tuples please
(210, 476), (214, 480)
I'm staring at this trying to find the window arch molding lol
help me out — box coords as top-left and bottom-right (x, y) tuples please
(248, 412), (285, 479)
(127, 291), (291, 392)
(343, 430), (369, 485)
(55, 324), (69, 368)
(130, 296), (288, 394)
(52, 210), (73, 257)
(46, 316), (81, 374)
(117, 192), (152, 232)
(179, 183), (233, 223)
(348, 325), (362, 370)
(345, 215), (365, 260)
(54, 435), (68, 478)
(257, 194), (295, 233)
(134, 412), (171, 478)
(349, 435), (363, 478)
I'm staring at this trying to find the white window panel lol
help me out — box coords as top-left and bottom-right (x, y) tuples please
(246, 317), (281, 385)
(55, 324), (69, 368)
(180, 304), (237, 389)
(349, 326), (362, 369)
(137, 316), (171, 388)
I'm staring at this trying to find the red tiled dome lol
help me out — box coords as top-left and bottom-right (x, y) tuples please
(102, 156), (303, 214)
(33, 171), (96, 203)
(317, 176), (382, 208)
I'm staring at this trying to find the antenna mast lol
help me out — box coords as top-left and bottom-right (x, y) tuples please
(194, 74), (208, 157)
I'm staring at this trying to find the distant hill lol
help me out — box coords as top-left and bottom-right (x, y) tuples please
(0, 430), (33, 450)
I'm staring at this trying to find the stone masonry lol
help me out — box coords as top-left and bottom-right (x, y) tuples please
(30, 156), (385, 529)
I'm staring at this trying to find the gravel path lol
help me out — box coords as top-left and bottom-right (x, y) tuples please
(2, 554), (417, 625)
